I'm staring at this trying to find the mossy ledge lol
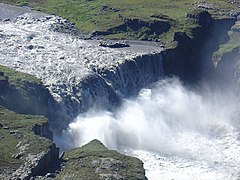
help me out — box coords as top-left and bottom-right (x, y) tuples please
(55, 140), (147, 180)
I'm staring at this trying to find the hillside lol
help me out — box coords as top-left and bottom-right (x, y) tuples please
(1, 0), (240, 47)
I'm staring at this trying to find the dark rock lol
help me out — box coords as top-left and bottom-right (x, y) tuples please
(99, 41), (130, 48)
(10, 130), (18, 134)
(26, 45), (34, 50)
(32, 123), (53, 140)
(2, 18), (10, 22)
(12, 153), (22, 159)
(0, 123), (3, 128)
(102, 5), (108, 11)
(45, 173), (55, 178)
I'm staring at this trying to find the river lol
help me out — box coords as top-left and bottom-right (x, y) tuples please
(1, 4), (240, 179)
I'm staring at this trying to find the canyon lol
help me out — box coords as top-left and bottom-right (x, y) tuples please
(0, 1), (240, 179)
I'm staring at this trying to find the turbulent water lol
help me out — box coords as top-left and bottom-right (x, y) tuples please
(55, 78), (240, 180)
(1, 5), (240, 179)
(0, 10), (162, 103)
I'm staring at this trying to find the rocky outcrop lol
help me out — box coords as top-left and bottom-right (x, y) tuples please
(0, 106), (60, 180)
(0, 71), (55, 117)
(163, 12), (236, 84)
(55, 140), (147, 180)
(33, 123), (54, 141)
(12, 143), (59, 180)
(93, 18), (170, 41)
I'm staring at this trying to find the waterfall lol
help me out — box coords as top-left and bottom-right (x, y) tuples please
(56, 77), (240, 180)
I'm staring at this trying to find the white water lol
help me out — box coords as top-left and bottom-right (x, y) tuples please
(56, 78), (240, 180)
(0, 13), (162, 102)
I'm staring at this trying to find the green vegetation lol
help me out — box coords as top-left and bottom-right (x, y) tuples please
(16, 0), (28, 6)
(0, 106), (50, 173)
(56, 139), (145, 180)
(0, 65), (41, 85)
(0, 65), (46, 110)
(213, 22), (240, 60)
(0, 0), (239, 47)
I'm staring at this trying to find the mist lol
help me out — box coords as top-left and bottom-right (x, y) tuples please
(55, 77), (240, 179)
(57, 77), (237, 150)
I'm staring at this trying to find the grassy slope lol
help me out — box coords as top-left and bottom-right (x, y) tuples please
(1, 0), (239, 45)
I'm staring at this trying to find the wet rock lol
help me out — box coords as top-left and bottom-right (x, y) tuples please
(45, 173), (55, 178)
(99, 41), (130, 48)
(2, 18), (10, 22)
(27, 45), (34, 50)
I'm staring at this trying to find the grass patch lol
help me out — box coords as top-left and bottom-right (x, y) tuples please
(0, 65), (41, 85)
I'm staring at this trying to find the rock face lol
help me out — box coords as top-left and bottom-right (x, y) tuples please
(55, 140), (147, 180)
(164, 13), (236, 84)
(101, 53), (164, 97)
(0, 106), (59, 180)
(33, 123), (54, 141)
(0, 68), (55, 117)
(12, 143), (59, 180)
(93, 18), (170, 41)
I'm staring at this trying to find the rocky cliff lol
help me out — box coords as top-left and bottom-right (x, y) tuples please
(0, 106), (59, 180)
(163, 12), (236, 85)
